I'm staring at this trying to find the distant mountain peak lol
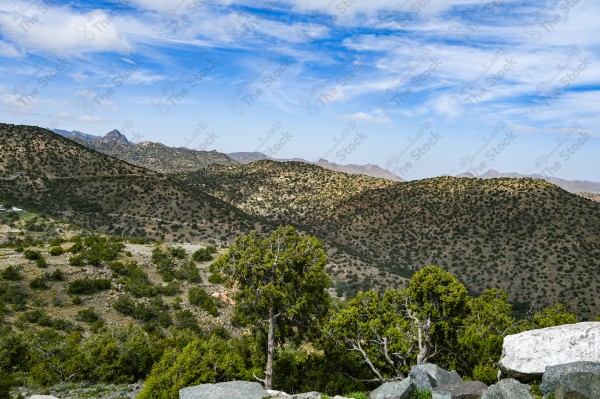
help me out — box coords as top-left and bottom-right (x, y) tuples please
(103, 129), (131, 145)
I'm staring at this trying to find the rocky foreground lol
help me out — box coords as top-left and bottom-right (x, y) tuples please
(20, 322), (600, 399)
(176, 322), (600, 399)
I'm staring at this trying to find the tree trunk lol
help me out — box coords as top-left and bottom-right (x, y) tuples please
(265, 310), (276, 390)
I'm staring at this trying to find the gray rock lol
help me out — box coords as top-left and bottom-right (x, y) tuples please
(409, 364), (463, 391)
(30, 396), (60, 399)
(431, 381), (487, 399)
(540, 362), (600, 395)
(266, 390), (291, 397)
(179, 381), (268, 399)
(498, 322), (600, 382)
(554, 372), (600, 399)
(289, 393), (322, 399)
(368, 379), (415, 399)
(481, 379), (532, 399)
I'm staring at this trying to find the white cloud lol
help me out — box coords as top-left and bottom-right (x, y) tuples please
(0, 2), (132, 56)
(343, 111), (390, 124)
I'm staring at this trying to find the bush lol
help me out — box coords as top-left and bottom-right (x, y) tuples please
(49, 246), (64, 256)
(170, 247), (187, 259)
(175, 310), (201, 334)
(29, 276), (49, 290)
(188, 287), (219, 317)
(175, 261), (202, 283)
(1, 266), (21, 281)
(192, 246), (217, 262)
(67, 279), (111, 295)
(0, 370), (13, 399)
(48, 269), (65, 281)
(77, 307), (101, 323)
(23, 249), (42, 260)
(82, 325), (159, 383)
(138, 335), (257, 399)
(36, 258), (47, 268)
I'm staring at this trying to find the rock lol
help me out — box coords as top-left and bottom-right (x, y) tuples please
(30, 396), (60, 399)
(431, 381), (487, 399)
(554, 372), (600, 399)
(266, 390), (291, 397)
(179, 381), (268, 399)
(289, 393), (323, 399)
(368, 379), (415, 399)
(481, 379), (532, 399)
(409, 364), (463, 391)
(498, 322), (600, 382)
(540, 362), (600, 395)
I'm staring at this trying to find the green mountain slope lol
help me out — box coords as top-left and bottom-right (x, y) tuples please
(185, 162), (600, 318)
(0, 124), (256, 243)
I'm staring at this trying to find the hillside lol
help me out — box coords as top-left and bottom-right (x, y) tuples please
(186, 161), (600, 319)
(460, 169), (600, 194)
(0, 210), (237, 338)
(227, 151), (403, 181)
(0, 124), (256, 243)
(65, 129), (239, 174)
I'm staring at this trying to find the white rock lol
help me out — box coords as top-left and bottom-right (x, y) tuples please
(498, 322), (600, 382)
(30, 396), (60, 399)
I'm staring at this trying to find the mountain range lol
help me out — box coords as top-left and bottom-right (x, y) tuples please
(53, 128), (600, 193)
(2, 123), (599, 318)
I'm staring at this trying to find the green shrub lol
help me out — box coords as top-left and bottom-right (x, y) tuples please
(29, 276), (49, 290)
(36, 258), (47, 268)
(175, 310), (201, 334)
(188, 287), (219, 317)
(77, 307), (101, 323)
(1, 266), (21, 281)
(67, 279), (111, 295)
(175, 261), (202, 283)
(170, 247), (187, 259)
(414, 390), (432, 399)
(49, 246), (64, 256)
(82, 325), (159, 383)
(48, 269), (65, 281)
(192, 246), (217, 262)
(161, 281), (181, 296)
(138, 335), (256, 399)
(23, 249), (42, 260)
(0, 370), (13, 399)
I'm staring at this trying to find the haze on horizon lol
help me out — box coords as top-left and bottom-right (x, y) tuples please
(0, 0), (599, 181)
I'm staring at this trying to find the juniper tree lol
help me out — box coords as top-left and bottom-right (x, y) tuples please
(210, 225), (332, 389)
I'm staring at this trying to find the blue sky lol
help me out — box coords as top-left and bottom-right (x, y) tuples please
(1, 0), (599, 181)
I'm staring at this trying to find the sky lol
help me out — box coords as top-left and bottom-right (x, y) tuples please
(0, 0), (599, 181)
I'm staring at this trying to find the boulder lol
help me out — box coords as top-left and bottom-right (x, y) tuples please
(368, 379), (415, 399)
(554, 372), (600, 399)
(267, 390), (291, 397)
(179, 381), (268, 399)
(540, 362), (600, 395)
(481, 379), (532, 399)
(431, 381), (487, 399)
(289, 393), (323, 399)
(409, 364), (463, 391)
(498, 322), (600, 382)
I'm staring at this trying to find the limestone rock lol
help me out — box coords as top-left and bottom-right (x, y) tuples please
(289, 392), (322, 399)
(482, 379), (532, 399)
(431, 381), (487, 399)
(554, 372), (600, 399)
(179, 381), (268, 399)
(266, 390), (291, 397)
(368, 379), (415, 399)
(498, 322), (600, 382)
(409, 364), (463, 391)
(540, 362), (600, 395)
